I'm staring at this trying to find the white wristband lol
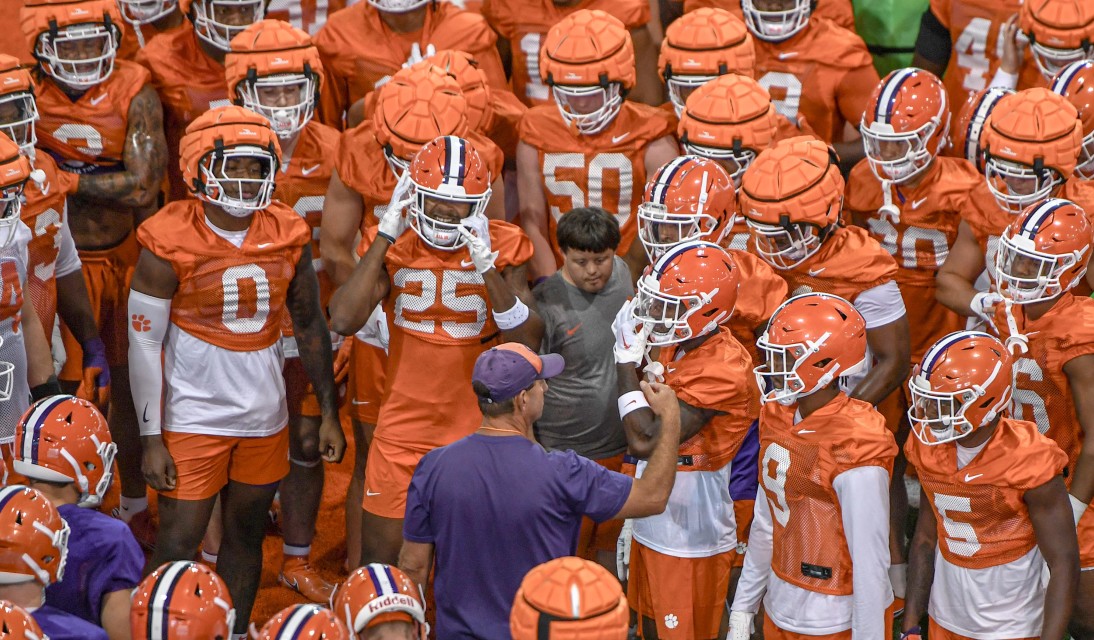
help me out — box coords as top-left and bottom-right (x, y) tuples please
(492, 298), (529, 330)
(618, 390), (650, 419)
(1071, 493), (1089, 526)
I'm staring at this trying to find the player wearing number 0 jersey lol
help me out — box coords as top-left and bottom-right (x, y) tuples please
(682, 0), (856, 33)
(901, 330), (1078, 640)
(517, 9), (677, 282)
(989, 198), (1094, 636)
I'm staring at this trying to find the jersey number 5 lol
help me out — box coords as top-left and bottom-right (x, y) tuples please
(933, 493), (982, 557)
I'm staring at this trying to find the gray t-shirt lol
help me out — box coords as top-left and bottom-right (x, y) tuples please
(533, 257), (632, 459)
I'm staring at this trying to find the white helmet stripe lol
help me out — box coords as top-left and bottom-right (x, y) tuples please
(874, 68), (917, 124)
(20, 396), (68, 465)
(441, 135), (465, 187)
(921, 331), (993, 380)
(148, 561), (192, 640)
(1052, 60), (1090, 93)
(276, 605), (319, 639)
(1020, 198), (1069, 237)
(366, 563), (396, 594)
(650, 155), (694, 205)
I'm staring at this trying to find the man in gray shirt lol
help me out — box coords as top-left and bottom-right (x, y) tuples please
(533, 207), (633, 573)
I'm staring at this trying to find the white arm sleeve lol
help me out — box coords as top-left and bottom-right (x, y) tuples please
(54, 216), (82, 279)
(988, 67), (1019, 90)
(128, 290), (171, 437)
(731, 487), (774, 614)
(853, 281), (906, 329)
(833, 466), (893, 640)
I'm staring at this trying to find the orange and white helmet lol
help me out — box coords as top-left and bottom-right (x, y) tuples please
(0, 56), (39, 154)
(952, 86), (1014, 174)
(638, 156), (736, 262)
(408, 135), (492, 251)
(226, 20), (322, 139)
(980, 88), (1083, 213)
(13, 395), (116, 509)
(860, 67), (950, 184)
(331, 564), (427, 639)
(0, 601), (45, 640)
(741, 0), (813, 42)
(366, 0), (430, 14)
(995, 197), (1093, 303)
(540, 9), (635, 135)
(678, 73), (781, 188)
(179, 105), (281, 215)
(415, 51), (494, 134)
(116, 0), (177, 26)
(908, 331), (1013, 445)
(1051, 59), (1094, 178)
(131, 562), (236, 640)
(755, 293), (867, 405)
(179, 0), (265, 52)
(633, 240), (739, 346)
(256, 605), (350, 640)
(373, 63), (468, 177)
(21, 0), (122, 88)
(739, 136), (843, 269)
(658, 8), (754, 116)
(0, 485), (70, 587)
(510, 557), (628, 640)
(0, 135), (32, 249)
(1020, 0), (1094, 81)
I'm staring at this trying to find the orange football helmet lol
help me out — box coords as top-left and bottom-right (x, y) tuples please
(0, 601), (45, 640)
(908, 331), (1013, 444)
(1051, 60), (1094, 178)
(131, 561), (236, 640)
(179, 105), (281, 215)
(510, 557), (628, 640)
(1020, 0), (1094, 81)
(739, 136), (843, 269)
(995, 197), (1093, 303)
(540, 9), (636, 135)
(953, 86), (1014, 174)
(658, 8), (755, 116)
(407, 135), (492, 251)
(331, 564), (426, 639)
(414, 51), (494, 134)
(21, 0), (122, 88)
(633, 240), (739, 345)
(0, 55), (38, 154)
(755, 293), (867, 405)
(678, 73), (781, 188)
(14, 395), (116, 509)
(0, 135), (32, 249)
(0, 485), (70, 587)
(741, 0), (812, 42)
(256, 605), (350, 640)
(179, 0), (265, 51)
(638, 155), (736, 262)
(980, 88), (1083, 214)
(373, 64), (468, 177)
(225, 20), (323, 139)
(860, 67), (950, 184)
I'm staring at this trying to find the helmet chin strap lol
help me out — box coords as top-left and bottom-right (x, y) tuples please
(878, 179), (900, 224)
(1002, 297), (1029, 355)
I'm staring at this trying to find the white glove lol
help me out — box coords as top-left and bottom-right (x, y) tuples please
(615, 519), (633, 581)
(727, 611), (755, 640)
(1071, 493), (1089, 526)
(643, 360), (665, 383)
(612, 299), (649, 366)
(355, 304), (390, 352)
(459, 215), (497, 274)
(378, 172), (414, 243)
(970, 291), (1004, 325)
(403, 42), (437, 68)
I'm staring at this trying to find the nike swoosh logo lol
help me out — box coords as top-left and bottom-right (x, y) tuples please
(256, 242), (274, 248)
(778, 51), (799, 60)
(142, 404), (150, 423)
(301, 164), (321, 176)
(350, 399), (370, 405)
(807, 267), (826, 277)
(611, 133), (630, 144)
(666, 367), (677, 374)
(964, 473), (984, 482)
(460, 259), (476, 268)
(366, 490), (381, 497)
(910, 198), (928, 210)
(89, 94), (108, 106)
(565, 322), (582, 336)
(624, 400), (637, 408)
(38, 182), (49, 196)
(797, 429), (816, 434)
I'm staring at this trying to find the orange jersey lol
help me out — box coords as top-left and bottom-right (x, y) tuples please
(519, 100), (674, 262)
(0, 0), (33, 64)
(266, 0), (351, 36)
(769, 225), (899, 302)
(136, 199), (310, 351)
(367, 220), (534, 449)
(482, 0), (649, 107)
(22, 153), (80, 339)
(751, 18), (879, 144)
(845, 157), (979, 359)
(658, 326), (756, 471)
(682, 0), (857, 32)
(759, 393), (897, 595)
(314, 2), (507, 126)
(728, 248), (787, 363)
(136, 28), (231, 200)
(907, 417), (1066, 569)
(34, 61), (150, 173)
(117, 20), (187, 61)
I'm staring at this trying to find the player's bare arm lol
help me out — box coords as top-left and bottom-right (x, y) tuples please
(1027, 475), (1080, 639)
(287, 243), (346, 463)
(901, 495), (938, 634)
(74, 85), (166, 214)
(490, 262), (544, 349)
(851, 316), (911, 405)
(936, 221), (988, 317)
(910, 6), (950, 79)
(614, 380), (681, 519)
(328, 233), (392, 335)
(319, 168), (366, 287)
(21, 302), (54, 389)
(55, 270), (101, 350)
(616, 363), (720, 457)
(397, 540), (434, 593)
(628, 27), (663, 106)
(516, 140), (560, 281)
(99, 588), (133, 640)
(1065, 354), (1094, 515)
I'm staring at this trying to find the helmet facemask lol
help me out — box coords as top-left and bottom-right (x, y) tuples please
(408, 183), (491, 251)
(741, 0), (812, 43)
(27, 517), (70, 585)
(189, 0), (265, 51)
(1031, 41), (1094, 82)
(117, 0), (178, 25)
(861, 119), (940, 184)
(637, 203), (721, 263)
(994, 231), (1088, 303)
(197, 144), (277, 216)
(0, 334), (12, 401)
(907, 363), (1009, 445)
(551, 83), (623, 135)
(746, 219), (824, 269)
(984, 156), (1064, 214)
(0, 180), (26, 249)
(0, 93), (38, 155)
(1076, 129), (1094, 179)
(365, 0), (431, 13)
(383, 147), (410, 180)
(238, 71), (317, 140)
(683, 141), (756, 189)
(667, 74), (716, 117)
(69, 435), (117, 508)
(35, 23), (119, 88)
(753, 331), (856, 406)
(633, 273), (724, 346)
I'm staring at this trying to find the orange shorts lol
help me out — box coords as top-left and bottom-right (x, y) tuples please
(348, 338), (386, 424)
(628, 542), (732, 639)
(59, 232), (139, 380)
(928, 617), (1035, 640)
(763, 606), (894, 639)
(362, 437), (419, 518)
(577, 454), (625, 558)
(160, 429), (290, 501)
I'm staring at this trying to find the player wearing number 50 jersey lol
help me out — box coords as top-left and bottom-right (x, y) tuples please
(128, 105), (346, 636)
(729, 293), (898, 639)
(901, 330), (1078, 640)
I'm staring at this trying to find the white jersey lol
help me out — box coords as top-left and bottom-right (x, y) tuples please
(0, 223), (33, 444)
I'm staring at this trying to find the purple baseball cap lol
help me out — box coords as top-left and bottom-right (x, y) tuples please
(472, 343), (565, 403)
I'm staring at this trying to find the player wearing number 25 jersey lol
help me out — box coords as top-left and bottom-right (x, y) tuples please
(730, 293), (897, 639)
(903, 331), (1077, 640)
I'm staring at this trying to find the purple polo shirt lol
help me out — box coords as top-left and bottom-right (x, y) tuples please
(33, 604), (109, 640)
(404, 433), (633, 640)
